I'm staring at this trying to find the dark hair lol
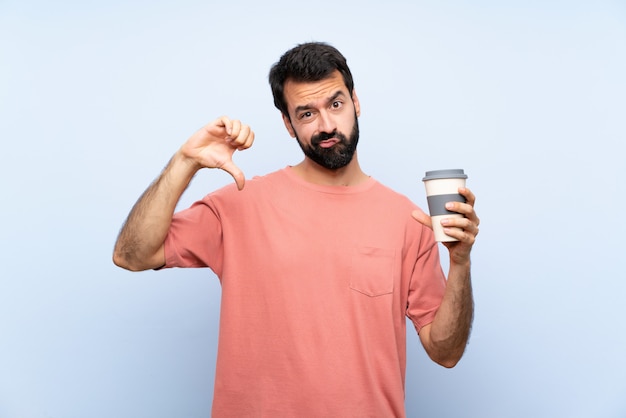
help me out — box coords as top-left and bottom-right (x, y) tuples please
(268, 42), (354, 119)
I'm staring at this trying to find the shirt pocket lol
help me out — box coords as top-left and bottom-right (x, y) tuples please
(349, 246), (395, 297)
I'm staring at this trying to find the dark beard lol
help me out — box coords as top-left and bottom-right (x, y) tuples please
(294, 116), (360, 170)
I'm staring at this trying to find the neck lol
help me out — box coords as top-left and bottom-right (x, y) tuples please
(291, 154), (368, 187)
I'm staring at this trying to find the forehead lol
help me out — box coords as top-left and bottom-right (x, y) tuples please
(283, 71), (348, 112)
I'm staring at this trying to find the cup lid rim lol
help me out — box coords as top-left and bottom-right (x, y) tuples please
(422, 169), (468, 181)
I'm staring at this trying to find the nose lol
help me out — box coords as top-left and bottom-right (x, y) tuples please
(317, 110), (336, 134)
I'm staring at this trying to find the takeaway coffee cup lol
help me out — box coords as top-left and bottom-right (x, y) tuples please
(422, 169), (468, 242)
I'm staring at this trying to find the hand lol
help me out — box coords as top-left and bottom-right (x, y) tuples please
(180, 116), (255, 190)
(412, 187), (480, 264)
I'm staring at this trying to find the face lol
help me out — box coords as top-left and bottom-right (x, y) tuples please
(282, 71), (361, 170)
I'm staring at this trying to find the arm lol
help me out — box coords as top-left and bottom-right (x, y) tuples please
(412, 187), (479, 368)
(112, 116), (255, 271)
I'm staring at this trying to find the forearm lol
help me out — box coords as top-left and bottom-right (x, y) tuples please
(113, 151), (200, 271)
(424, 259), (474, 367)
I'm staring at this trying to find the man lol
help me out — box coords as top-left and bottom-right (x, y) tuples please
(113, 42), (479, 417)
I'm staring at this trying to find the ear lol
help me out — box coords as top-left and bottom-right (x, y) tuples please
(352, 90), (361, 117)
(282, 113), (296, 138)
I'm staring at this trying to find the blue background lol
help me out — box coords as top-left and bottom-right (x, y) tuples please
(1, 1), (625, 416)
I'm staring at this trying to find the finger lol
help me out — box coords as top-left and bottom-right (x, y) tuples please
(231, 123), (252, 148)
(444, 201), (469, 217)
(411, 209), (432, 229)
(228, 119), (242, 140)
(217, 115), (233, 136)
(459, 187), (476, 206)
(441, 224), (475, 247)
(442, 216), (479, 238)
(458, 187), (480, 226)
(445, 199), (478, 223)
(238, 129), (255, 150)
(221, 160), (246, 190)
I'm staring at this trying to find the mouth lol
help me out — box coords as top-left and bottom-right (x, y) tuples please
(317, 137), (340, 149)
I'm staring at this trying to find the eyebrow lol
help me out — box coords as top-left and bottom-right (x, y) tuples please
(294, 90), (346, 115)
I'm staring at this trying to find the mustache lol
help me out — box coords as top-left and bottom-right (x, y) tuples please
(311, 130), (346, 146)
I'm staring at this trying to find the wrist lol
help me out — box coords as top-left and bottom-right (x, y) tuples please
(172, 149), (202, 176)
(449, 254), (471, 270)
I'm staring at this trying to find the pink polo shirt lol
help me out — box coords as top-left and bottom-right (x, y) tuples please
(164, 167), (446, 417)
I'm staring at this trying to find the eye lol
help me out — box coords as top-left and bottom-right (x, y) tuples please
(299, 111), (313, 120)
(331, 101), (343, 109)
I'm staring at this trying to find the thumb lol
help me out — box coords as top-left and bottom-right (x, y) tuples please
(411, 208), (432, 229)
(220, 160), (245, 190)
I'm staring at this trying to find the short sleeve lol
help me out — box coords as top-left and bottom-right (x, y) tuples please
(406, 234), (447, 333)
(163, 196), (224, 275)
